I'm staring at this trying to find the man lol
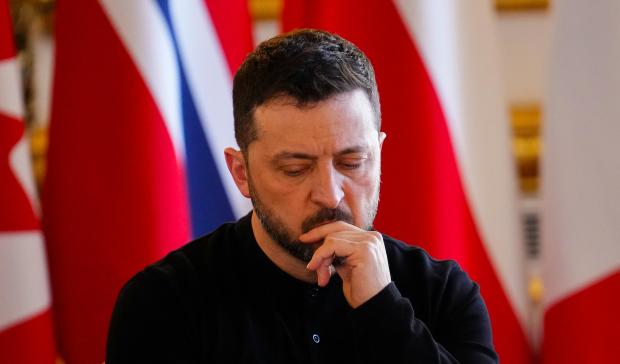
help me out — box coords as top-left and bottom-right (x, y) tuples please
(106, 29), (498, 363)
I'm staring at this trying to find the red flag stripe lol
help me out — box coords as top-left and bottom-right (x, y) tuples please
(0, 0), (15, 60)
(543, 270), (620, 363)
(203, 0), (253, 74)
(44, 1), (190, 362)
(0, 309), (56, 364)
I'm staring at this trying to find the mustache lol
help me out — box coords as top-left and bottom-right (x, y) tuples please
(301, 207), (354, 233)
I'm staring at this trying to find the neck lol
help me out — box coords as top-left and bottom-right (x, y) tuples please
(250, 211), (317, 284)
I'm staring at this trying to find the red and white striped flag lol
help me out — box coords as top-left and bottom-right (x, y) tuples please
(283, 1), (531, 362)
(0, 0), (56, 362)
(542, 0), (620, 362)
(43, 0), (252, 362)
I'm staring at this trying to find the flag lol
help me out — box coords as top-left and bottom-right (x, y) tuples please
(283, 1), (531, 362)
(542, 0), (620, 362)
(0, 0), (57, 362)
(43, 0), (252, 362)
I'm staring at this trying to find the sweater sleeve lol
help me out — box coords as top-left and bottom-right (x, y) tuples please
(348, 267), (498, 364)
(106, 266), (199, 364)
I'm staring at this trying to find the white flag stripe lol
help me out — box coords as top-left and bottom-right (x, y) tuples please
(543, 0), (620, 307)
(393, 0), (527, 326)
(98, 0), (186, 160)
(1, 56), (40, 214)
(0, 231), (51, 331)
(9, 138), (40, 216)
(170, 0), (252, 218)
(0, 59), (24, 118)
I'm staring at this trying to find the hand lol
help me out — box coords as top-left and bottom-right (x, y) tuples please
(300, 221), (391, 308)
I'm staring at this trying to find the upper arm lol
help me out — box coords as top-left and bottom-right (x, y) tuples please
(434, 263), (498, 363)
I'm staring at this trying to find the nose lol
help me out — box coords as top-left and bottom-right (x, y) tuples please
(310, 163), (344, 209)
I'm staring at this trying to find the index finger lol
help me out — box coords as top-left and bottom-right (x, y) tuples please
(299, 220), (363, 243)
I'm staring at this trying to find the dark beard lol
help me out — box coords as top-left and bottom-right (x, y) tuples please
(249, 183), (354, 263)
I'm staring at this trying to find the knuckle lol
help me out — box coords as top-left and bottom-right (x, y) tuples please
(359, 241), (374, 254)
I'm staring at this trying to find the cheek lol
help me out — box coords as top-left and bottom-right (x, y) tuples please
(253, 166), (298, 196)
(255, 171), (312, 217)
(263, 176), (308, 204)
(343, 177), (378, 218)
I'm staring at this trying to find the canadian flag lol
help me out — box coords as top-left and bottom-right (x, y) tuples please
(43, 0), (251, 362)
(283, 1), (531, 362)
(542, 0), (620, 362)
(0, 0), (56, 362)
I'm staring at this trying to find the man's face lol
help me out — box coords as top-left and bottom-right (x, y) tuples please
(245, 89), (384, 262)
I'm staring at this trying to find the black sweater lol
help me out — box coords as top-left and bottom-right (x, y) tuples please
(106, 213), (498, 363)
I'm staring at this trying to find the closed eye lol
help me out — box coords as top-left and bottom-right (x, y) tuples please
(338, 156), (367, 170)
(339, 162), (362, 170)
(281, 165), (311, 177)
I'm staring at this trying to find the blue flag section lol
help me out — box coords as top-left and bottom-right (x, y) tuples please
(156, 0), (238, 237)
(180, 77), (236, 237)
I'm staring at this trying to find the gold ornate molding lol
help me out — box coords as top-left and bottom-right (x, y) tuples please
(511, 104), (541, 194)
(29, 126), (47, 189)
(9, 0), (54, 35)
(249, 0), (281, 20)
(496, 0), (549, 11)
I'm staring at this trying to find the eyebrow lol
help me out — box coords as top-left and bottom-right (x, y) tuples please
(272, 151), (317, 161)
(338, 146), (368, 155)
(272, 146), (369, 161)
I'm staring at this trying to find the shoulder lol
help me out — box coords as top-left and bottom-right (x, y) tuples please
(112, 219), (244, 315)
(382, 234), (467, 282)
(376, 235), (497, 362)
(107, 220), (243, 362)
(381, 234), (481, 314)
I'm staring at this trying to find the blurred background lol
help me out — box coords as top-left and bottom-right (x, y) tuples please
(1, 0), (618, 363)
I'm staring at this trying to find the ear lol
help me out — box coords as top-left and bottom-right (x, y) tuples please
(379, 132), (387, 149)
(224, 147), (250, 198)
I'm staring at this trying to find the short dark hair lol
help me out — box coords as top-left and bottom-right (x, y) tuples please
(232, 29), (381, 152)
